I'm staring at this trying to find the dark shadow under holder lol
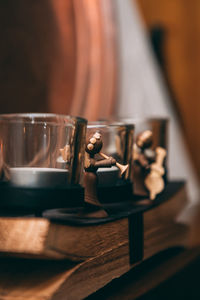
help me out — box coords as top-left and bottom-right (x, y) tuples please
(97, 180), (133, 204)
(43, 182), (183, 225)
(0, 180), (133, 215)
(0, 182), (84, 214)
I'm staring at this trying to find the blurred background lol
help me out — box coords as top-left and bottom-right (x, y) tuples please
(138, 0), (200, 183)
(0, 0), (199, 200)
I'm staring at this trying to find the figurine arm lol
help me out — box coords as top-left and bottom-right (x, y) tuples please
(136, 153), (149, 169)
(94, 158), (116, 168)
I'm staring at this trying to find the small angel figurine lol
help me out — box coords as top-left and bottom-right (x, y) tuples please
(84, 132), (116, 207)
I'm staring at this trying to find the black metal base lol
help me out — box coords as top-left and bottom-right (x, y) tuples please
(97, 180), (133, 203)
(0, 182), (84, 213)
(0, 180), (133, 215)
(43, 181), (185, 225)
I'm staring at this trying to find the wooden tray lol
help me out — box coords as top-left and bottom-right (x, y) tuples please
(0, 182), (189, 299)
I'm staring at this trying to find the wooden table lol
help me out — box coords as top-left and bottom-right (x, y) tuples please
(0, 247), (198, 300)
(87, 247), (200, 300)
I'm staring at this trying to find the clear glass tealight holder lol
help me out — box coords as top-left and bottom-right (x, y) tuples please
(86, 121), (134, 185)
(84, 121), (134, 205)
(0, 113), (87, 188)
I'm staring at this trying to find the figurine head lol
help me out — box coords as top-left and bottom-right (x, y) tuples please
(136, 130), (153, 149)
(85, 132), (103, 155)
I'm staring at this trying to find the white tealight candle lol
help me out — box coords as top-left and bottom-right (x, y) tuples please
(10, 167), (69, 188)
(97, 166), (119, 186)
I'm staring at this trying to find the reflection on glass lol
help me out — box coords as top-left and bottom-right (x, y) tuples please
(0, 113), (87, 188)
(86, 121), (134, 187)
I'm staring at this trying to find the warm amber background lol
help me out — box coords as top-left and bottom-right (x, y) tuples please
(0, 0), (117, 120)
(137, 0), (200, 180)
(0, 0), (76, 113)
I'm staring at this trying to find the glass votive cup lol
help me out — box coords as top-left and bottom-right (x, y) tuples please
(85, 121), (134, 204)
(0, 113), (87, 188)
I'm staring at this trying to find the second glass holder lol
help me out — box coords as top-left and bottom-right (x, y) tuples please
(84, 121), (134, 205)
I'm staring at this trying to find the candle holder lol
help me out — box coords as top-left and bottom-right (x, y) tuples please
(0, 113), (87, 212)
(122, 118), (168, 200)
(84, 121), (134, 206)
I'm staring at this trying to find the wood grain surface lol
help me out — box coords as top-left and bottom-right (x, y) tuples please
(86, 248), (200, 300)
